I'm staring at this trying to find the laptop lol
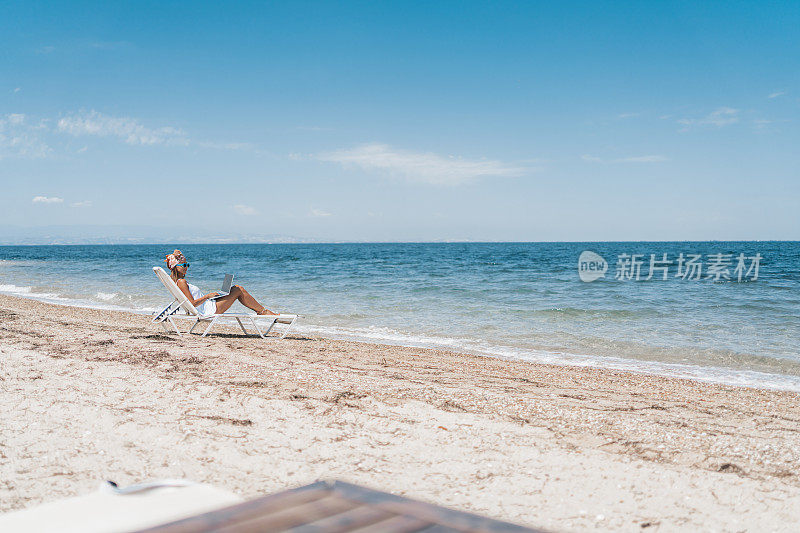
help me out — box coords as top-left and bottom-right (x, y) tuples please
(209, 274), (234, 300)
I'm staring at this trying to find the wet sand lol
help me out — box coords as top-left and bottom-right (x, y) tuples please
(1, 293), (799, 531)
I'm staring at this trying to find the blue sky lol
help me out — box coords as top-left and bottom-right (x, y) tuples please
(1, 1), (798, 243)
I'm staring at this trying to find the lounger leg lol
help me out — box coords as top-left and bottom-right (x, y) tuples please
(262, 319), (277, 337)
(167, 316), (183, 337)
(188, 320), (200, 335)
(249, 317), (266, 339)
(201, 317), (218, 337)
(280, 317), (297, 339)
(235, 317), (248, 335)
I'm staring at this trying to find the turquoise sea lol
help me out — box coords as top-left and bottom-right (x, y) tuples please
(1, 242), (798, 391)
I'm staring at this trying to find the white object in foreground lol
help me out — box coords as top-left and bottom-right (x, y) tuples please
(0, 480), (242, 533)
(151, 266), (298, 339)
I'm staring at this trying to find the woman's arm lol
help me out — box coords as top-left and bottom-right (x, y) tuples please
(175, 279), (218, 307)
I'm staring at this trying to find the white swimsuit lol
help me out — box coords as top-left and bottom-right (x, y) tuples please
(188, 283), (217, 318)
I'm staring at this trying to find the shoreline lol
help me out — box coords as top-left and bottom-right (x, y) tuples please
(2, 293), (800, 531)
(2, 288), (799, 394)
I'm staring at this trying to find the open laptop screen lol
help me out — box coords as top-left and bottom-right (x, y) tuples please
(221, 274), (233, 294)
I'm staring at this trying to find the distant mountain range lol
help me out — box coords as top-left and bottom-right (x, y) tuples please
(0, 225), (313, 245)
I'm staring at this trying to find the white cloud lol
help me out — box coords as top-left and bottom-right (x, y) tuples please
(57, 110), (189, 146)
(70, 200), (92, 208)
(677, 107), (739, 128)
(752, 118), (790, 133)
(768, 91), (786, 99)
(55, 110), (251, 151)
(310, 208), (332, 217)
(32, 196), (63, 204)
(0, 114), (51, 159)
(617, 112), (641, 119)
(582, 154), (668, 163)
(233, 204), (258, 216)
(316, 143), (525, 185)
(2, 110), (249, 158)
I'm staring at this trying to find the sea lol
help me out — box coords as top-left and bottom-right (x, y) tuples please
(1, 242), (798, 392)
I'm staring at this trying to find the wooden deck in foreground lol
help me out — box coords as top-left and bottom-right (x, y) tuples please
(137, 480), (546, 533)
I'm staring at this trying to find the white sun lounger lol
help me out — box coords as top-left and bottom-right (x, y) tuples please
(0, 479), (242, 533)
(152, 267), (298, 339)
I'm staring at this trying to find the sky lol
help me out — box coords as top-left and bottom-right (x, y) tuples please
(0, 1), (798, 243)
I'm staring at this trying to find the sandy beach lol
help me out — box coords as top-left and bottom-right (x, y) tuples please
(1, 293), (799, 532)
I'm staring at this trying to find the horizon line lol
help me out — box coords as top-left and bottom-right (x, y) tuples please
(1, 239), (798, 246)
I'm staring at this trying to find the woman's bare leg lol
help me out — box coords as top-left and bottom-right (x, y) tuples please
(214, 285), (277, 315)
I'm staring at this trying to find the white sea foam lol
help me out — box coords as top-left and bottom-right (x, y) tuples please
(294, 323), (800, 393)
(0, 283), (33, 294)
(2, 282), (799, 393)
(0, 284), (158, 314)
(0, 283), (66, 301)
(96, 292), (118, 301)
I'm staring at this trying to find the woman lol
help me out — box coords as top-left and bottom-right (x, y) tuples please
(165, 249), (277, 316)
